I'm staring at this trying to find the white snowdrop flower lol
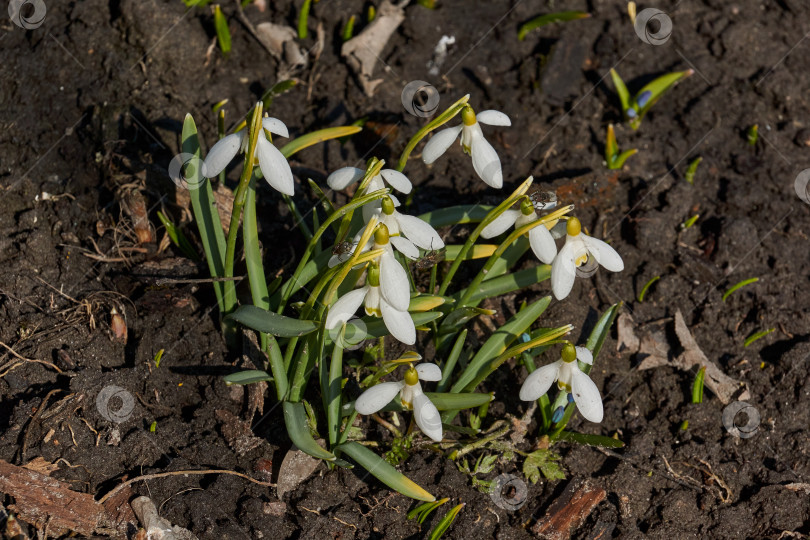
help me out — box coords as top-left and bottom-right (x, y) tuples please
(378, 196), (444, 260)
(355, 363), (443, 442)
(203, 114), (294, 195)
(550, 217), (624, 301)
(325, 225), (414, 344)
(519, 344), (603, 423)
(422, 105), (510, 189)
(481, 195), (557, 264)
(327, 167), (412, 221)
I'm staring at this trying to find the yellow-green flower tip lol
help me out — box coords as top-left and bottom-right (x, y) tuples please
(382, 196), (395, 215)
(566, 217), (582, 236)
(404, 366), (419, 385)
(520, 197), (534, 215)
(368, 263), (381, 286)
(375, 223), (390, 245)
(561, 342), (577, 363)
(461, 105), (476, 126)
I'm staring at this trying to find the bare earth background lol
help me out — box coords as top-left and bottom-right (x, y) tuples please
(1, 0), (809, 538)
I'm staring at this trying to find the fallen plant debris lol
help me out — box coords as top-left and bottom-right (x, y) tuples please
(619, 311), (750, 404)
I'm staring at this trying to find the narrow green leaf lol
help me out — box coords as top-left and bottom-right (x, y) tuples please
(585, 302), (621, 364)
(610, 69), (631, 117)
(227, 305), (318, 337)
(439, 307), (493, 334)
(409, 295), (449, 312)
(518, 11), (589, 41)
(611, 148), (637, 169)
(156, 211), (199, 261)
(722, 277), (759, 302)
(297, 0), (311, 39)
(685, 156), (702, 184)
(692, 366), (706, 404)
(284, 402), (336, 461)
(744, 328), (775, 347)
(418, 205), (493, 228)
(437, 329), (466, 392)
(605, 124), (618, 161)
(336, 442), (435, 501)
(554, 431), (624, 448)
(182, 114), (228, 312)
(443, 244), (497, 262)
(280, 126), (363, 158)
(328, 325), (346, 446)
(429, 503), (465, 540)
(455, 265), (551, 305)
(451, 296), (551, 393)
(681, 214), (699, 229)
(633, 70), (693, 128)
(638, 276), (660, 303)
(213, 5), (231, 53)
(342, 15), (356, 41)
(223, 370), (273, 385)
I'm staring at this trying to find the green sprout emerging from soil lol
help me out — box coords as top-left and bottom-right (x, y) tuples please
(610, 68), (693, 130)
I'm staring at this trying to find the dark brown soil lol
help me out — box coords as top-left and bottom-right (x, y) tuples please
(2, 0), (809, 538)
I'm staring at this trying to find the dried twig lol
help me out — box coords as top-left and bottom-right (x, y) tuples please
(97, 469), (275, 504)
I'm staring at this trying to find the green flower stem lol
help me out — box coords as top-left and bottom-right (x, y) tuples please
(448, 420), (509, 460)
(438, 177), (534, 296)
(277, 191), (389, 313)
(396, 94), (470, 172)
(223, 103), (264, 314)
(283, 193), (313, 240)
(337, 409), (359, 445)
(458, 204), (574, 306)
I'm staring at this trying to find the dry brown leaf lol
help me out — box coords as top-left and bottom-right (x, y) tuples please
(341, 1), (406, 96)
(22, 457), (58, 476)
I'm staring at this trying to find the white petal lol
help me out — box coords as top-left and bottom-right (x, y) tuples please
(262, 117), (289, 138)
(390, 236), (420, 260)
(519, 360), (562, 401)
(379, 251), (410, 311)
(364, 285), (381, 314)
(380, 298), (416, 345)
(575, 346), (593, 366)
(257, 136), (294, 195)
(366, 175), (386, 194)
(481, 209), (520, 239)
(422, 125), (463, 164)
(355, 381), (405, 415)
(203, 133), (242, 177)
(413, 392), (443, 442)
(327, 167), (365, 190)
(528, 224), (557, 264)
(380, 169), (412, 194)
(570, 368), (603, 423)
(325, 287), (367, 329)
(475, 110), (511, 127)
(582, 235), (624, 272)
(416, 363), (442, 382)
(396, 214), (444, 250)
(551, 241), (577, 301)
(362, 200), (383, 223)
(470, 130), (503, 188)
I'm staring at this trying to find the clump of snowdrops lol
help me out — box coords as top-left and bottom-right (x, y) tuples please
(173, 93), (624, 501)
